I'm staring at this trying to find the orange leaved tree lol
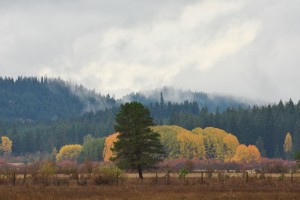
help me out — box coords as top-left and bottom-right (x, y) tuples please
(103, 133), (119, 161)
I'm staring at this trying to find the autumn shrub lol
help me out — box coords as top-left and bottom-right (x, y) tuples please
(184, 159), (195, 171)
(158, 158), (243, 171)
(93, 166), (124, 185)
(157, 158), (186, 171)
(0, 158), (8, 170)
(31, 161), (56, 185)
(157, 158), (285, 172)
(259, 158), (296, 173)
(57, 160), (78, 176)
(192, 159), (241, 171)
(78, 159), (94, 174)
(39, 161), (56, 176)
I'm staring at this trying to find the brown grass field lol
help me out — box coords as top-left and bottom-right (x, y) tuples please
(0, 172), (300, 200)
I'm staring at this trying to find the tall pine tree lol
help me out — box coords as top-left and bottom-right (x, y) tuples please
(111, 102), (165, 179)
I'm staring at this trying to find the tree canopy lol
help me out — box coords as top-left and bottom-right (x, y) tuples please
(56, 144), (82, 162)
(0, 136), (12, 154)
(233, 144), (261, 163)
(78, 135), (105, 162)
(111, 102), (165, 179)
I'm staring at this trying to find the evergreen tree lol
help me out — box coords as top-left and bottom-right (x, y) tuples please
(111, 102), (165, 179)
(273, 145), (281, 158)
(255, 136), (266, 157)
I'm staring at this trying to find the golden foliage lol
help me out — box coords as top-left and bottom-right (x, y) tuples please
(223, 134), (239, 161)
(151, 126), (179, 158)
(202, 127), (228, 137)
(233, 144), (249, 163)
(283, 132), (292, 153)
(233, 144), (261, 163)
(247, 145), (261, 162)
(104, 126), (243, 162)
(56, 144), (82, 162)
(151, 125), (206, 159)
(40, 161), (56, 175)
(0, 136), (12, 154)
(193, 127), (239, 160)
(103, 133), (119, 162)
(176, 127), (205, 159)
(191, 127), (203, 134)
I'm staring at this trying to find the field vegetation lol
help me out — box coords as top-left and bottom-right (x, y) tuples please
(0, 158), (298, 199)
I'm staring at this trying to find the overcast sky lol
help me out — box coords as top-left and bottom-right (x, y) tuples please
(0, 0), (299, 103)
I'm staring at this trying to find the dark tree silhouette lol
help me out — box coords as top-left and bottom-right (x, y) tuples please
(111, 102), (165, 179)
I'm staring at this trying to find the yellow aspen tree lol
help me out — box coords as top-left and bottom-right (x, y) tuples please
(177, 128), (205, 159)
(0, 136), (12, 154)
(201, 127), (230, 160)
(223, 134), (239, 161)
(247, 145), (261, 162)
(283, 132), (293, 153)
(234, 144), (261, 163)
(233, 144), (249, 163)
(283, 132), (293, 159)
(152, 126), (180, 158)
(56, 144), (82, 162)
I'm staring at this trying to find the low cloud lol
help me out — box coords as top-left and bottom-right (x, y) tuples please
(0, 0), (299, 103)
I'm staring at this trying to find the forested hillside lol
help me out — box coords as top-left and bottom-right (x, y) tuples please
(123, 87), (248, 112)
(0, 77), (116, 121)
(0, 77), (248, 122)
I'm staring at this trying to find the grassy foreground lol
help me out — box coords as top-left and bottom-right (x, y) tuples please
(0, 185), (299, 200)
(0, 173), (300, 200)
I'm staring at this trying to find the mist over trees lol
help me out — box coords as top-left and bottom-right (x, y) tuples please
(0, 76), (116, 121)
(0, 77), (248, 123)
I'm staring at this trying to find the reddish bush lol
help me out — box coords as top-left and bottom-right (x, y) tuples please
(56, 160), (78, 175)
(259, 158), (296, 173)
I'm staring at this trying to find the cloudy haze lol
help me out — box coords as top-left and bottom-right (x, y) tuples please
(0, 0), (299, 103)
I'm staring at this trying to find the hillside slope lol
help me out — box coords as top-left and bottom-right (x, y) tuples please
(122, 87), (250, 112)
(0, 77), (250, 122)
(0, 77), (116, 121)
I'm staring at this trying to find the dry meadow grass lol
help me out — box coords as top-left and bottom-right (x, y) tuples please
(0, 172), (300, 200)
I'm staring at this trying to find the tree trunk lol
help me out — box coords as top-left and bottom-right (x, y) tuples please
(138, 165), (143, 179)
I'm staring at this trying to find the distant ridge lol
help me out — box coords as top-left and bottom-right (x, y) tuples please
(0, 77), (250, 122)
(121, 87), (249, 112)
(0, 76), (115, 121)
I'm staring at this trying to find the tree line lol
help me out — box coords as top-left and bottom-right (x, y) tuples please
(1, 98), (299, 159)
(0, 98), (204, 155)
(0, 77), (299, 160)
(170, 99), (300, 158)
